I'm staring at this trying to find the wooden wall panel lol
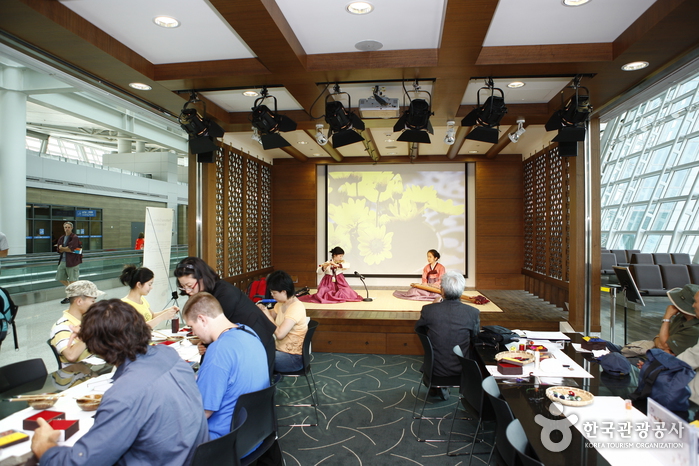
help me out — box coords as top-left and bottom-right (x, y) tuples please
(272, 200), (316, 236)
(476, 198), (524, 237)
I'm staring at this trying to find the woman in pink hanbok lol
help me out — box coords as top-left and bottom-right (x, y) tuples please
(299, 247), (364, 304)
(393, 249), (446, 301)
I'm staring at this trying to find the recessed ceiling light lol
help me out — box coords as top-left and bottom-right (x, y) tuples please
(298, 141), (308, 145)
(242, 90), (259, 97)
(621, 61), (649, 71)
(562, 0), (590, 6)
(507, 81), (525, 89)
(386, 146), (397, 149)
(384, 139), (395, 143)
(153, 16), (180, 28)
(129, 82), (152, 91)
(313, 153), (320, 157)
(388, 152), (396, 155)
(346, 2), (373, 15)
(468, 150), (478, 154)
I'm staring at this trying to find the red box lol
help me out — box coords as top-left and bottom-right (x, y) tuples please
(497, 362), (522, 376)
(49, 420), (79, 441)
(23, 410), (65, 431)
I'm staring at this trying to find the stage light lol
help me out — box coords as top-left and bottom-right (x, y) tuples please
(393, 82), (434, 143)
(444, 120), (456, 145)
(461, 78), (508, 144)
(315, 124), (328, 146)
(178, 93), (224, 159)
(324, 86), (365, 148)
(249, 88), (297, 150)
(545, 78), (592, 146)
(508, 118), (526, 143)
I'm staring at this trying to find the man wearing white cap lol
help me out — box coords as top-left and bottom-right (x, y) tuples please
(49, 280), (105, 367)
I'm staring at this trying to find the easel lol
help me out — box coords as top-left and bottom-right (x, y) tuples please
(612, 266), (646, 344)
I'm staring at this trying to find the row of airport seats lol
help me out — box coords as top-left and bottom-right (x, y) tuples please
(601, 250), (692, 274)
(628, 264), (699, 296)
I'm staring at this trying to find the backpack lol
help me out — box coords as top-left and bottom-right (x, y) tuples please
(247, 277), (267, 303)
(475, 325), (520, 350)
(630, 348), (695, 416)
(0, 286), (19, 350)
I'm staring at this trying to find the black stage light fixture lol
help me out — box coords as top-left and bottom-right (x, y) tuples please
(546, 78), (592, 147)
(179, 93), (224, 162)
(324, 86), (365, 148)
(249, 88), (297, 150)
(394, 82), (434, 144)
(461, 78), (507, 144)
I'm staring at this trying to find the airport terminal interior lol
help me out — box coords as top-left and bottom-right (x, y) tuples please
(2, 1), (699, 465)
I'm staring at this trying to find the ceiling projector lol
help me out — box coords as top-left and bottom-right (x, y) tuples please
(358, 96), (400, 119)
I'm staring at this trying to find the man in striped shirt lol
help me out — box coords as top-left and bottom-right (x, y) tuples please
(49, 280), (105, 367)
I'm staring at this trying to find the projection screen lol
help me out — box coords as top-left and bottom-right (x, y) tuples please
(325, 164), (467, 277)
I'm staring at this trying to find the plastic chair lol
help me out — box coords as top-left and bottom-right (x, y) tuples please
(234, 381), (280, 465)
(276, 320), (319, 427)
(629, 264), (666, 295)
(447, 349), (495, 460)
(609, 250), (629, 267)
(506, 419), (544, 466)
(191, 407), (246, 466)
(482, 376), (516, 466)
(652, 253), (673, 265)
(688, 264), (699, 285)
(601, 253), (617, 274)
(672, 253), (692, 265)
(412, 329), (462, 442)
(659, 264), (692, 290)
(629, 253), (653, 264)
(625, 249), (641, 262)
(47, 338), (63, 371)
(0, 358), (47, 393)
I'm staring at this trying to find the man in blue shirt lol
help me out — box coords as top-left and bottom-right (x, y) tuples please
(183, 291), (269, 440)
(32, 299), (209, 465)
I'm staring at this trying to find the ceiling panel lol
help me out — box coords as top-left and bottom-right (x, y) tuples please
(462, 77), (573, 106)
(484, 0), (657, 46)
(58, 0), (255, 64)
(200, 88), (304, 112)
(276, 0), (447, 54)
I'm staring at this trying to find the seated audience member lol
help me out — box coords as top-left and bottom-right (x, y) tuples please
(175, 257), (276, 373)
(183, 292), (269, 441)
(49, 281), (105, 367)
(414, 271), (480, 399)
(622, 284), (699, 356)
(259, 270), (308, 372)
(673, 287), (699, 405)
(120, 264), (179, 328)
(32, 299), (209, 465)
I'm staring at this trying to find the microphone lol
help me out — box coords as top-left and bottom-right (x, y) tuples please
(354, 271), (372, 302)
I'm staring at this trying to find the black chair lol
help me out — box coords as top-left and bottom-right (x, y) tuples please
(610, 249), (629, 267)
(276, 319), (319, 427)
(47, 338), (63, 371)
(191, 407), (246, 466)
(672, 253), (692, 265)
(412, 329), (462, 442)
(234, 382), (281, 465)
(506, 419), (544, 466)
(0, 358), (47, 393)
(601, 253), (617, 274)
(625, 249), (641, 262)
(659, 264), (692, 290)
(447, 348), (494, 461)
(688, 264), (699, 285)
(629, 264), (666, 295)
(630, 253), (653, 264)
(652, 252), (673, 265)
(482, 376), (516, 466)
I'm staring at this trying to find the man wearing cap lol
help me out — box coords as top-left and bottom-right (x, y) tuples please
(673, 285), (699, 404)
(622, 283), (699, 357)
(56, 222), (82, 304)
(49, 280), (105, 367)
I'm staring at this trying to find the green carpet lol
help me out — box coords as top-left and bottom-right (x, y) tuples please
(276, 353), (494, 466)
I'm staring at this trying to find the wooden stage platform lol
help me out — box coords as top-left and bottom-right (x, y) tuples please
(306, 289), (568, 355)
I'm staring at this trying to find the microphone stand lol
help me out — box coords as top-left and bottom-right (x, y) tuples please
(355, 272), (373, 302)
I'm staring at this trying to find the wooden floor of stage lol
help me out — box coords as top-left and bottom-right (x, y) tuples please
(307, 289), (567, 355)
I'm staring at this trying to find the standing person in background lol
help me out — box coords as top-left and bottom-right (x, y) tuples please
(175, 256), (276, 377)
(120, 265), (179, 328)
(55, 222), (82, 304)
(300, 246), (363, 304)
(393, 249), (445, 301)
(134, 232), (144, 250)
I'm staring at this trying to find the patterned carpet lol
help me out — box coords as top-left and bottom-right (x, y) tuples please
(276, 352), (494, 466)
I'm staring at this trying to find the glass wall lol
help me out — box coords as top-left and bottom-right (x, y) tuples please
(600, 72), (699, 254)
(26, 204), (103, 253)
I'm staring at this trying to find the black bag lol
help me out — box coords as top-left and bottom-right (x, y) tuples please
(0, 286), (19, 350)
(475, 325), (519, 350)
(630, 348), (695, 416)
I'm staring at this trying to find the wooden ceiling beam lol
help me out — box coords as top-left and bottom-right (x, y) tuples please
(280, 145), (308, 162)
(476, 43), (613, 66)
(304, 129), (342, 162)
(485, 125), (516, 159)
(306, 49), (438, 71)
(447, 125), (470, 159)
(153, 58), (271, 81)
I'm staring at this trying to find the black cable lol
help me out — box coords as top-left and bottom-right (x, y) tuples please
(308, 83), (331, 120)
